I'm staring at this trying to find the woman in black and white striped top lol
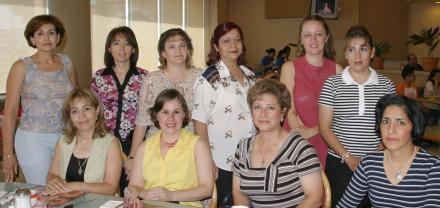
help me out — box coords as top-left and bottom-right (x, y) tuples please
(318, 25), (395, 207)
(232, 79), (322, 207)
(337, 94), (440, 207)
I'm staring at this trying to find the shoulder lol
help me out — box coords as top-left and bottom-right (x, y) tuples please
(136, 67), (149, 75)
(10, 59), (27, 74)
(145, 70), (163, 80)
(93, 68), (106, 76)
(376, 73), (394, 84)
(201, 64), (220, 85)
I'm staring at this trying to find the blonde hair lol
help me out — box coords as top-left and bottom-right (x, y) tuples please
(62, 88), (107, 143)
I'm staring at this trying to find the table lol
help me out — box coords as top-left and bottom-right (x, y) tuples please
(424, 125), (440, 143)
(0, 182), (187, 208)
(416, 96), (440, 105)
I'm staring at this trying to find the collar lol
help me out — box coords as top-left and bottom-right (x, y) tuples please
(341, 66), (378, 85)
(216, 60), (254, 79)
(101, 66), (140, 76)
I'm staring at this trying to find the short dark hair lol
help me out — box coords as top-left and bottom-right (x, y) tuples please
(157, 28), (194, 69)
(104, 26), (139, 69)
(247, 79), (291, 115)
(407, 53), (416, 61)
(24, 14), (65, 48)
(207, 22), (246, 66)
(149, 89), (190, 129)
(345, 25), (373, 49)
(375, 94), (425, 143)
(265, 48), (276, 54)
(401, 64), (416, 79)
(299, 15), (335, 60)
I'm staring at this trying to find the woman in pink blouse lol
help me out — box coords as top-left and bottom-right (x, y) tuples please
(90, 26), (148, 194)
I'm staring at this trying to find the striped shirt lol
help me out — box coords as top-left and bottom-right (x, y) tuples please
(319, 67), (395, 158)
(337, 149), (440, 208)
(232, 133), (321, 207)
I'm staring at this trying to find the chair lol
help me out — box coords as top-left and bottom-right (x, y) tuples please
(322, 171), (331, 208)
(209, 183), (217, 208)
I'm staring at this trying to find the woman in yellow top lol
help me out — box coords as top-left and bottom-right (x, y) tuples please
(128, 89), (214, 207)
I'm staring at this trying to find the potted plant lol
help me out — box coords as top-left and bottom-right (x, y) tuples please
(407, 26), (440, 72)
(372, 41), (391, 70)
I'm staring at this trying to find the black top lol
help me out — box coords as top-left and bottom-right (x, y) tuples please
(65, 154), (88, 182)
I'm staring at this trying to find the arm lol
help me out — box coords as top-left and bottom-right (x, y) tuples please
(232, 174), (249, 206)
(66, 139), (122, 195)
(297, 171), (323, 208)
(124, 125), (147, 178)
(193, 120), (208, 143)
(336, 162), (369, 208)
(143, 137), (214, 202)
(318, 105), (360, 171)
(46, 140), (67, 194)
(2, 60), (26, 182)
(68, 60), (78, 88)
(335, 63), (343, 74)
(128, 141), (146, 194)
(279, 61), (317, 139)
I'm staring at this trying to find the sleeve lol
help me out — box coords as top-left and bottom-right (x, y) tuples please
(294, 139), (321, 176)
(426, 159), (440, 204)
(318, 76), (336, 107)
(387, 79), (397, 94)
(191, 76), (216, 124)
(396, 83), (405, 96)
(232, 140), (245, 176)
(135, 75), (155, 127)
(336, 159), (369, 208)
(90, 72), (99, 95)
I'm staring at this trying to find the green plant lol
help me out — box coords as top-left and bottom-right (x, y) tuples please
(407, 26), (440, 57)
(374, 41), (391, 58)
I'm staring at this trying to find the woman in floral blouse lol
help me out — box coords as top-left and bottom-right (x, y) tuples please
(127, 28), (201, 178)
(90, 26), (148, 194)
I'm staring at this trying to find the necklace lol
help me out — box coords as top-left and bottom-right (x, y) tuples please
(387, 146), (417, 180)
(77, 157), (89, 175)
(165, 140), (178, 149)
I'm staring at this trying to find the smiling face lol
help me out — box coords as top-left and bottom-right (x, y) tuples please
(251, 93), (285, 133)
(345, 37), (375, 73)
(156, 99), (185, 136)
(161, 35), (189, 66)
(300, 20), (328, 56)
(380, 105), (414, 152)
(30, 23), (60, 52)
(69, 98), (99, 133)
(215, 28), (243, 63)
(109, 33), (133, 64)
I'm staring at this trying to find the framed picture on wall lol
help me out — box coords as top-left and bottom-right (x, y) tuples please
(311, 0), (338, 19)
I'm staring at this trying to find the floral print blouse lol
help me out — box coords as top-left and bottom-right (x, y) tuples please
(91, 67), (148, 147)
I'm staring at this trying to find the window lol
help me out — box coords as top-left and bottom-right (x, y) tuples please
(91, 0), (208, 72)
(0, 0), (48, 93)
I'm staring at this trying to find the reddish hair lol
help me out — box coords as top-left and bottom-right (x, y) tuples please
(206, 22), (247, 66)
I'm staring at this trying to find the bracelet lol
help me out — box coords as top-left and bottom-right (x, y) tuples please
(3, 154), (16, 160)
(340, 152), (350, 164)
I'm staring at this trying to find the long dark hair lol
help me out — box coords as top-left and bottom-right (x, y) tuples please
(298, 15), (335, 60)
(104, 26), (139, 69)
(427, 69), (440, 84)
(206, 22), (246, 66)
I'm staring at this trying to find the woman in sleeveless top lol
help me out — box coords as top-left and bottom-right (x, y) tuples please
(46, 89), (121, 195)
(280, 15), (342, 169)
(2, 15), (77, 185)
(127, 89), (213, 207)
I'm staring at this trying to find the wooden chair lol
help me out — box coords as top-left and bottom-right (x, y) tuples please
(322, 171), (331, 208)
(209, 183), (217, 208)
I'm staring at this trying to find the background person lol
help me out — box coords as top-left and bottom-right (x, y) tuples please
(396, 64), (419, 99)
(91, 26), (148, 194)
(46, 89), (122, 196)
(192, 22), (255, 206)
(423, 69), (440, 125)
(337, 94), (440, 207)
(128, 89), (214, 207)
(2, 14), (77, 185)
(260, 48), (276, 76)
(280, 15), (342, 169)
(232, 79), (323, 207)
(318, 25), (396, 207)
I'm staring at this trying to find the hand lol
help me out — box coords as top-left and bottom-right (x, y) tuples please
(2, 157), (18, 182)
(141, 187), (172, 201)
(123, 159), (134, 180)
(64, 182), (81, 193)
(123, 187), (142, 208)
(46, 178), (67, 195)
(345, 156), (361, 172)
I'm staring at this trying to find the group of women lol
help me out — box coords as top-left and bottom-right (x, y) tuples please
(2, 13), (440, 208)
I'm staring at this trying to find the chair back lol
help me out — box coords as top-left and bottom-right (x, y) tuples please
(209, 183), (217, 208)
(322, 171), (331, 208)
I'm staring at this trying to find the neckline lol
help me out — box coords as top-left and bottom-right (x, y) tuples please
(383, 148), (419, 185)
(247, 132), (291, 169)
(29, 54), (65, 73)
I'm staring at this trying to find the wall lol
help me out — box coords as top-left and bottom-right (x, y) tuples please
(50, 0), (92, 88)
(408, 2), (440, 62)
(228, 0), (359, 68)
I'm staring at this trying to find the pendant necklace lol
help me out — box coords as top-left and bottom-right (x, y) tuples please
(77, 157), (89, 175)
(387, 146), (417, 181)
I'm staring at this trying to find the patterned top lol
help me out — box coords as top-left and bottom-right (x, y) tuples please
(232, 133), (321, 207)
(192, 60), (256, 171)
(19, 54), (74, 133)
(91, 67), (148, 147)
(337, 149), (440, 207)
(318, 67), (396, 158)
(136, 67), (201, 139)
(142, 129), (201, 207)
